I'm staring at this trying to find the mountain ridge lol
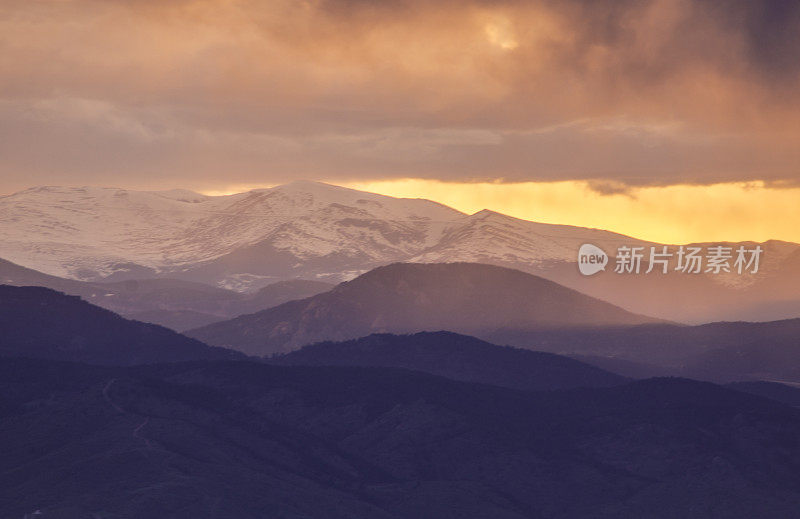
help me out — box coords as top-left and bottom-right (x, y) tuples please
(0, 284), (244, 365)
(4, 356), (800, 518)
(2, 181), (799, 322)
(0, 257), (333, 330)
(187, 262), (662, 356)
(272, 331), (628, 391)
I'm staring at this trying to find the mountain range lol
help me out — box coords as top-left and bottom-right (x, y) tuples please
(488, 319), (800, 384)
(4, 263), (800, 517)
(183, 261), (800, 384)
(186, 262), (660, 356)
(4, 356), (800, 518)
(0, 283), (632, 392)
(273, 331), (628, 391)
(3, 181), (799, 323)
(7, 257), (799, 386)
(0, 257), (332, 331)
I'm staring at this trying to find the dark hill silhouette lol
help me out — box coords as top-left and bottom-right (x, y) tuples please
(489, 318), (800, 384)
(0, 285), (243, 365)
(187, 262), (660, 356)
(726, 381), (800, 407)
(3, 357), (800, 517)
(274, 331), (627, 391)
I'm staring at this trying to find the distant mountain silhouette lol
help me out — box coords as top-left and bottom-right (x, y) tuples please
(274, 331), (627, 391)
(187, 262), (661, 356)
(3, 356), (800, 518)
(0, 257), (333, 330)
(0, 285), (243, 365)
(726, 381), (800, 407)
(0, 256), (91, 291)
(489, 318), (800, 383)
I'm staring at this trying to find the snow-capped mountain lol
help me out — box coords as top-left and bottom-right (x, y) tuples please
(410, 209), (654, 266)
(0, 182), (459, 287)
(0, 181), (649, 286)
(1, 180), (799, 323)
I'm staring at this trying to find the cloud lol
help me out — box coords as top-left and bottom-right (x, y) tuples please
(0, 0), (798, 192)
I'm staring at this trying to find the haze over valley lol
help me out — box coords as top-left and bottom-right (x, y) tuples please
(2, 181), (798, 325)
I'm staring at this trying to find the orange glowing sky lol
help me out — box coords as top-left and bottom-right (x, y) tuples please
(1, 0), (799, 242)
(200, 179), (800, 244)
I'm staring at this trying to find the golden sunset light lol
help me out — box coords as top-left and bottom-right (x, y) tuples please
(197, 179), (800, 244)
(2, 0), (799, 245)
(343, 179), (800, 244)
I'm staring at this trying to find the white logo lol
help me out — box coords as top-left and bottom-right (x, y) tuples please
(575, 243), (762, 276)
(578, 243), (608, 276)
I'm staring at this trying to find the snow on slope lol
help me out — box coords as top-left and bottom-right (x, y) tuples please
(1, 181), (797, 294)
(0, 182), (462, 282)
(410, 209), (654, 267)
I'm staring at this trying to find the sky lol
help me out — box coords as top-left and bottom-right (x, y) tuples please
(1, 0), (799, 242)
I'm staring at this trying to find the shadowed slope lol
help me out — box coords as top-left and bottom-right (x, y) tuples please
(188, 262), (660, 356)
(274, 331), (628, 391)
(3, 357), (800, 518)
(0, 285), (243, 365)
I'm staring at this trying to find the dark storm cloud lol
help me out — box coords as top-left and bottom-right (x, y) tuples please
(0, 0), (798, 192)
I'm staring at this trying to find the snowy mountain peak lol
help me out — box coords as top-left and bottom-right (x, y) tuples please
(268, 180), (355, 195)
(0, 182), (464, 284)
(470, 208), (504, 218)
(1, 182), (797, 299)
(261, 181), (464, 220)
